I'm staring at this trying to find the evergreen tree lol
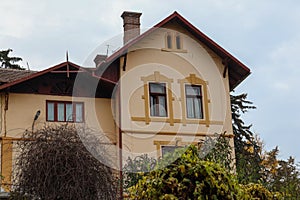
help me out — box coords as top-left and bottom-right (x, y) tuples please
(0, 49), (24, 70)
(231, 93), (262, 183)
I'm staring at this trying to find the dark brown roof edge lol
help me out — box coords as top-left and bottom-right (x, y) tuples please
(0, 61), (116, 91)
(103, 11), (251, 90)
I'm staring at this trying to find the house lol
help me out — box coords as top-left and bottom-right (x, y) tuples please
(0, 11), (250, 191)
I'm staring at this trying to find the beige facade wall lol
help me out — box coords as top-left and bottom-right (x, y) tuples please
(119, 24), (234, 159)
(0, 93), (116, 139)
(0, 93), (117, 191)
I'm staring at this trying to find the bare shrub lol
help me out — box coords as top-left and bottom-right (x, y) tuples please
(11, 125), (118, 200)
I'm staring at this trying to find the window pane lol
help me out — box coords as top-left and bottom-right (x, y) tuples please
(176, 35), (181, 49)
(167, 34), (172, 49)
(162, 146), (182, 157)
(186, 85), (201, 96)
(150, 96), (155, 116)
(186, 97), (194, 118)
(150, 83), (165, 93)
(194, 98), (202, 119)
(57, 103), (65, 121)
(75, 103), (83, 122)
(158, 96), (167, 117)
(66, 103), (73, 122)
(47, 102), (54, 121)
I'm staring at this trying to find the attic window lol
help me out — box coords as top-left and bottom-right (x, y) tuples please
(175, 34), (182, 49)
(166, 33), (172, 49)
(163, 32), (186, 53)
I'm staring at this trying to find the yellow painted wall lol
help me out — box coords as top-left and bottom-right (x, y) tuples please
(119, 24), (234, 160)
(0, 93), (116, 139)
(0, 93), (117, 190)
(1, 138), (12, 191)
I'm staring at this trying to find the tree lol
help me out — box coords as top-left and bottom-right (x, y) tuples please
(231, 93), (262, 183)
(231, 94), (300, 198)
(11, 125), (117, 200)
(199, 132), (234, 171)
(261, 147), (300, 199)
(0, 49), (24, 70)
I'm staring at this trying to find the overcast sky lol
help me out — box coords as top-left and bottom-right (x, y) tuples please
(1, 0), (299, 161)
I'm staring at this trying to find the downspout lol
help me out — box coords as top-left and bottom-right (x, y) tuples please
(1, 91), (9, 191)
(3, 92), (8, 137)
(118, 54), (127, 199)
(118, 84), (123, 199)
(0, 93), (3, 190)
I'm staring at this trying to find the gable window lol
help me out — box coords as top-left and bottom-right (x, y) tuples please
(149, 83), (167, 117)
(166, 33), (173, 49)
(175, 34), (182, 49)
(185, 85), (203, 119)
(46, 101), (84, 122)
(164, 32), (185, 52)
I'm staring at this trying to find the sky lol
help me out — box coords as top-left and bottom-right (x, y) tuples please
(1, 0), (300, 161)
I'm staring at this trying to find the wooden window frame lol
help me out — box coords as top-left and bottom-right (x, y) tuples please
(185, 85), (204, 119)
(179, 74), (210, 126)
(132, 71), (174, 125)
(46, 100), (84, 123)
(149, 82), (168, 117)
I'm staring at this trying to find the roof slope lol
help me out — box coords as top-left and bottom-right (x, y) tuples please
(0, 68), (36, 84)
(102, 11), (251, 90)
(0, 61), (115, 90)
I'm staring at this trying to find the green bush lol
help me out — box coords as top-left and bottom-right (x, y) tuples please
(128, 145), (247, 199)
(242, 183), (283, 200)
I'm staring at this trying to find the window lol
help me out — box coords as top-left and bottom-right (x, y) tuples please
(149, 83), (167, 117)
(175, 34), (182, 49)
(46, 101), (84, 122)
(166, 33), (172, 49)
(165, 32), (183, 50)
(161, 146), (182, 157)
(185, 85), (203, 119)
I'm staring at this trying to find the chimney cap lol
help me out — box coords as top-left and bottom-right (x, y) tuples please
(121, 11), (142, 18)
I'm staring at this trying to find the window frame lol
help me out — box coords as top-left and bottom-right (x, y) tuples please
(46, 100), (84, 123)
(149, 82), (168, 117)
(179, 74), (210, 126)
(166, 33), (173, 49)
(163, 32), (186, 53)
(175, 33), (182, 50)
(161, 145), (182, 157)
(185, 84), (204, 119)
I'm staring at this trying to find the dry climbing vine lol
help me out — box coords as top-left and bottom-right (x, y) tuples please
(11, 125), (118, 200)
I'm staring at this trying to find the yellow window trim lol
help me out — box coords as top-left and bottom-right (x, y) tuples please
(141, 71), (174, 125)
(179, 74), (210, 127)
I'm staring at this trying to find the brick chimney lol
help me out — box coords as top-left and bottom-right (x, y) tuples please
(94, 54), (107, 67)
(121, 11), (142, 44)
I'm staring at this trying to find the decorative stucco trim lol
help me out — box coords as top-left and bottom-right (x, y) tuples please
(178, 74), (210, 127)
